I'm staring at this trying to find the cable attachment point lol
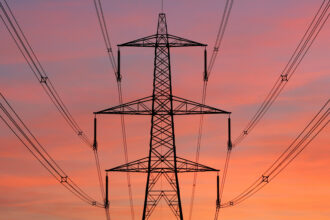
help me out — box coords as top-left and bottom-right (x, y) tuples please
(92, 201), (97, 206)
(262, 175), (269, 183)
(107, 48), (112, 53)
(77, 131), (83, 136)
(214, 47), (219, 52)
(281, 74), (288, 82)
(116, 74), (122, 82)
(60, 176), (68, 183)
(40, 76), (48, 84)
(92, 144), (97, 151)
(229, 201), (234, 206)
(243, 130), (248, 135)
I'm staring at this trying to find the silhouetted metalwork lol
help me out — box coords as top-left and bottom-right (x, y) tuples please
(216, 174), (220, 208)
(105, 173), (109, 208)
(96, 13), (230, 219)
(107, 156), (218, 173)
(95, 95), (229, 115)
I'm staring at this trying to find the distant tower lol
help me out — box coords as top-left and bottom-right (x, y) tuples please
(95, 13), (230, 219)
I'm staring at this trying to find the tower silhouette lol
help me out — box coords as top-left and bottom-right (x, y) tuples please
(95, 13), (230, 219)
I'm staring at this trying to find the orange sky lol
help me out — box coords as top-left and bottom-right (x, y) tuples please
(0, 0), (329, 219)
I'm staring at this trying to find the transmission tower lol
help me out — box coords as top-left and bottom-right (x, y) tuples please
(95, 13), (230, 219)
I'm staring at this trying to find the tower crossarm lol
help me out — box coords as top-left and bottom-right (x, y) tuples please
(176, 157), (219, 172)
(95, 95), (230, 115)
(106, 156), (218, 173)
(172, 95), (230, 115)
(106, 157), (150, 173)
(119, 34), (158, 47)
(167, 34), (207, 47)
(94, 96), (153, 115)
(118, 34), (206, 48)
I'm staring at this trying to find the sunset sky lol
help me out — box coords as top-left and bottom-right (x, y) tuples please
(0, 0), (329, 220)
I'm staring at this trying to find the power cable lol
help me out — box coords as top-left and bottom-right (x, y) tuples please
(219, 99), (329, 208)
(188, 1), (234, 219)
(0, 0), (106, 212)
(233, 0), (329, 148)
(215, 0), (329, 218)
(93, 0), (135, 219)
(0, 93), (104, 208)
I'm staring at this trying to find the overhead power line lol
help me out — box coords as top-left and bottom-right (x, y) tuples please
(216, 0), (329, 218)
(189, 1), (234, 219)
(0, 0), (106, 213)
(93, 0), (134, 219)
(207, 0), (234, 80)
(220, 99), (329, 208)
(93, 0), (118, 79)
(1, 0), (327, 219)
(0, 93), (104, 208)
(233, 0), (329, 148)
(0, 0), (90, 147)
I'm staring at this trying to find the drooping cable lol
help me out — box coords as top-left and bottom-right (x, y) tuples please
(188, 81), (207, 220)
(233, 0), (329, 148)
(188, 1), (234, 219)
(207, 0), (234, 80)
(0, 93), (104, 208)
(93, 0), (117, 78)
(0, 0), (106, 211)
(219, 99), (329, 208)
(215, 1), (329, 218)
(0, 0), (90, 147)
(214, 116), (232, 219)
(93, 0), (134, 219)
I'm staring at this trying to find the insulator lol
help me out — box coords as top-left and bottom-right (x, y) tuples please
(216, 173), (220, 207)
(93, 116), (97, 150)
(105, 173), (109, 208)
(204, 48), (208, 81)
(117, 49), (121, 82)
(227, 117), (232, 150)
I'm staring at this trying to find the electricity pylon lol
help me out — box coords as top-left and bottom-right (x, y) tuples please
(95, 13), (230, 219)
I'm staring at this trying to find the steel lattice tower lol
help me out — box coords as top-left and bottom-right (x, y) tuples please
(95, 13), (230, 219)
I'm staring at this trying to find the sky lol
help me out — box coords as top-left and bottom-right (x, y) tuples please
(0, 0), (329, 219)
